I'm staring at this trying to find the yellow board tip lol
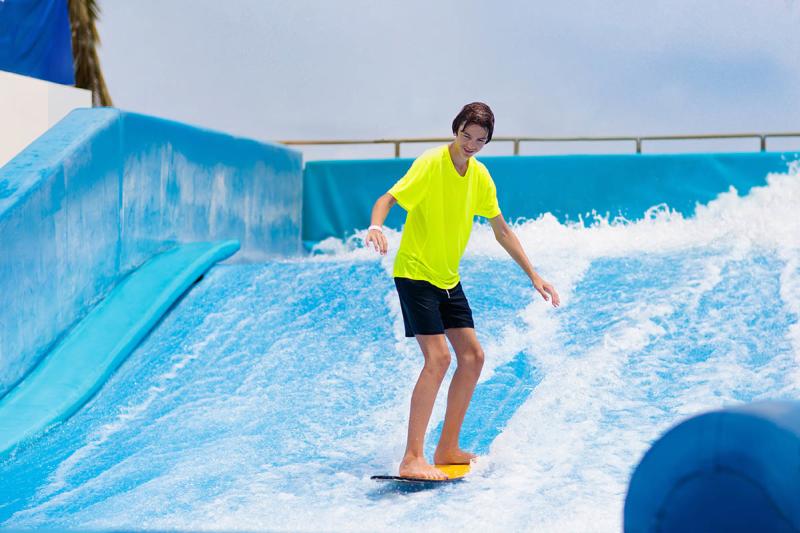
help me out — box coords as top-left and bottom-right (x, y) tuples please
(434, 463), (471, 479)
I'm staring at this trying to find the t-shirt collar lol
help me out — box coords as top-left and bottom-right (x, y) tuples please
(444, 144), (470, 178)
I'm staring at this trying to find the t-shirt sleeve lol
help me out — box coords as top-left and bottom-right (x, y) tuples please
(475, 173), (501, 219)
(387, 156), (430, 212)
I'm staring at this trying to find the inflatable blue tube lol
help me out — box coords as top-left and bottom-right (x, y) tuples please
(625, 401), (800, 533)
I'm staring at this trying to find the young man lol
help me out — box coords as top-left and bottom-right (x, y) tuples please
(366, 102), (560, 480)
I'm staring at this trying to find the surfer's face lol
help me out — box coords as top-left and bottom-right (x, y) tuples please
(454, 123), (489, 159)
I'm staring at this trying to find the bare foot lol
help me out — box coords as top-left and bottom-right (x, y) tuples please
(399, 456), (449, 480)
(433, 447), (477, 465)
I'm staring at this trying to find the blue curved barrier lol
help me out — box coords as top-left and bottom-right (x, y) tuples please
(624, 401), (800, 533)
(0, 240), (239, 458)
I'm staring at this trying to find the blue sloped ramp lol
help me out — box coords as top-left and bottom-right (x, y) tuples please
(0, 241), (240, 457)
(426, 351), (541, 456)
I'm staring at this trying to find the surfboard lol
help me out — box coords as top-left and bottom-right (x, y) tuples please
(371, 464), (471, 483)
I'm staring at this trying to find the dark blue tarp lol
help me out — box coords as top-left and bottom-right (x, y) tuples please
(0, 0), (74, 85)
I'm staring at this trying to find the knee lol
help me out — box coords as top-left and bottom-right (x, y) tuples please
(461, 348), (485, 375)
(424, 349), (451, 378)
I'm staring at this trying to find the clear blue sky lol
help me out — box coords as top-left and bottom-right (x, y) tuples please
(97, 1), (800, 158)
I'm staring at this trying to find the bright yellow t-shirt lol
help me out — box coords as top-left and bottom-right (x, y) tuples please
(388, 144), (501, 289)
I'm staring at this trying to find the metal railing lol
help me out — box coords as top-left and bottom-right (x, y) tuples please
(281, 132), (800, 157)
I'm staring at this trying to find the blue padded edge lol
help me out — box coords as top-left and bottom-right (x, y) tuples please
(624, 401), (800, 533)
(0, 240), (240, 457)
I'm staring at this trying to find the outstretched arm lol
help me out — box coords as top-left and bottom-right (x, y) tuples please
(489, 214), (560, 307)
(365, 193), (397, 255)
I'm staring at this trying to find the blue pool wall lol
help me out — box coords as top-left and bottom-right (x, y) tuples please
(303, 152), (797, 247)
(0, 108), (303, 398)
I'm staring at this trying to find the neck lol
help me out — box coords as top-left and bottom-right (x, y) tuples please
(448, 143), (469, 172)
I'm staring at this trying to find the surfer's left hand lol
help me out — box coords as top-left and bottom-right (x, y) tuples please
(533, 278), (560, 308)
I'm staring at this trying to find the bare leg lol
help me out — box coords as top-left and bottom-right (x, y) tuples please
(399, 334), (451, 480)
(434, 327), (484, 465)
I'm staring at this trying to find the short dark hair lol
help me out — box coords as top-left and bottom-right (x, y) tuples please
(451, 102), (494, 143)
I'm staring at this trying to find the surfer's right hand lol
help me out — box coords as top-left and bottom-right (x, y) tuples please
(365, 227), (388, 256)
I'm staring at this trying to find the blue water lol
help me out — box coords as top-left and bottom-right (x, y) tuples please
(1, 171), (799, 531)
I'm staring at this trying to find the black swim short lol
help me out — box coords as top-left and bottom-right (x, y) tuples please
(394, 277), (475, 337)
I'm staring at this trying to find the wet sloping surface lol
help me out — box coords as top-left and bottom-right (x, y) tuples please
(0, 241), (239, 458)
(1, 168), (799, 531)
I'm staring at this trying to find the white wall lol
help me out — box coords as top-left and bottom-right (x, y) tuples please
(0, 70), (92, 168)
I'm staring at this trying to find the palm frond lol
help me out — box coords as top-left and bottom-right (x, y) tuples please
(68, 0), (112, 106)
